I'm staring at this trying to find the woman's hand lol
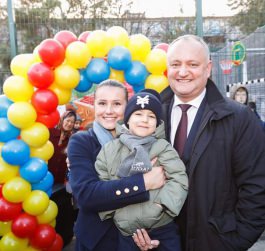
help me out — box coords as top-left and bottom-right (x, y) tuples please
(132, 229), (160, 250)
(143, 158), (166, 190)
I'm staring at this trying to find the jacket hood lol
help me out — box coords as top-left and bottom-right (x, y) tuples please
(230, 85), (249, 104)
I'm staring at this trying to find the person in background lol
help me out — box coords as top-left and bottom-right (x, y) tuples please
(232, 85), (248, 105)
(48, 109), (77, 247)
(73, 115), (84, 133)
(95, 89), (188, 251)
(133, 35), (265, 251)
(248, 101), (265, 132)
(67, 79), (166, 251)
(48, 110), (77, 184)
(248, 101), (261, 119)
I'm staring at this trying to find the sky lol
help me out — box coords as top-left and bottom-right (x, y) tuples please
(130, 0), (238, 17)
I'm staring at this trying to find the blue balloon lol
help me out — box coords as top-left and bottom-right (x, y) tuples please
(20, 157), (48, 183)
(45, 188), (52, 197)
(108, 46), (132, 71)
(85, 58), (110, 84)
(2, 139), (30, 166)
(0, 117), (20, 142)
(133, 84), (145, 93)
(0, 95), (13, 118)
(75, 69), (93, 92)
(124, 61), (149, 87)
(31, 171), (54, 191)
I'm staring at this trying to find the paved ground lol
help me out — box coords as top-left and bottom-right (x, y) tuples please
(63, 234), (265, 251)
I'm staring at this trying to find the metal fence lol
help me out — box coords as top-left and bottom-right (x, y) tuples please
(0, 2), (264, 119)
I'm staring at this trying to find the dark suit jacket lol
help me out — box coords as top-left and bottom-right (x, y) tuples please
(67, 129), (149, 250)
(160, 79), (265, 251)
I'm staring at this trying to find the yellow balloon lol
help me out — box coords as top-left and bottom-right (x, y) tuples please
(49, 83), (72, 105)
(3, 76), (34, 102)
(37, 200), (58, 224)
(145, 49), (167, 74)
(106, 26), (129, 48)
(7, 102), (37, 129)
(66, 41), (92, 69)
(32, 46), (42, 63)
(2, 177), (31, 203)
(22, 190), (50, 216)
(0, 157), (19, 184)
(23, 246), (40, 251)
(0, 221), (11, 236)
(145, 74), (169, 93)
(128, 34), (151, 62)
(86, 30), (112, 58)
(21, 122), (50, 148)
(54, 64), (80, 89)
(0, 142), (3, 154)
(0, 232), (28, 251)
(48, 219), (56, 228)
(30, 140), (54, 161)
(10, 54), (35, 78)
(109, 68), (125, 83)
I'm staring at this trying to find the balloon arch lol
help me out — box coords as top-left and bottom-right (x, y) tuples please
(0, 26), (169, 250)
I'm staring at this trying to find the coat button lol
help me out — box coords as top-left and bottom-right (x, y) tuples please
(116, 190), (121, 196)
(133, 186), (139, 191)
(124, 188), (130, 193)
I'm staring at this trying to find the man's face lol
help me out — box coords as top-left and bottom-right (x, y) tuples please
(167, 39), (212, 102)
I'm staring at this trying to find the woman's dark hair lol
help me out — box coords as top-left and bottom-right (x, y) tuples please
(57, 110), (77, 130)
(94, 79), (129, 102)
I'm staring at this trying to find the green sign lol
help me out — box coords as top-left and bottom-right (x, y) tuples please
(231, 41), (246, 65)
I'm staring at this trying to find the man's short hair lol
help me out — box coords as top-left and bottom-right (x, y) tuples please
(169, 35), (210, 61)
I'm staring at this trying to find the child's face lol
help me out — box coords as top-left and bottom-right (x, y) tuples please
(234, 90), (247, 104)
(127, 109), (157, 137)
(74, 120), (81, 129)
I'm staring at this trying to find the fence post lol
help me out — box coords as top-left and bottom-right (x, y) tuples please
(7, 0), (17, 59)
(195, 0), (203, 37)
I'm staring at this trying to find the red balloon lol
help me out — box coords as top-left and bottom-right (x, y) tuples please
(30, 224), (57, 249)
(28, 62), (54, 89)
(37, 109), (60, 128)
(54, 30), (77, 49)
(44, 234), (64, 251)
(154, 43), (169, 52)
(31, 89), (59, 115)
(12, 213), (38, 238)
(0, 197), (22, 221)
(38, 39), (65, 68)
(78, 31), (91, 43)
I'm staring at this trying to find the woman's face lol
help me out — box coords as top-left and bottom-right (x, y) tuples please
(94, 86), (127, 135)
(62, 115), (76, 132)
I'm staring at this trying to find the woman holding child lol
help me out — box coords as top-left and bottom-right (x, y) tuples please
(67, 80), (170, 251)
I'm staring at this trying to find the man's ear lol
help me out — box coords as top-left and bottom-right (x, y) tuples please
(206, 60), (212, 78)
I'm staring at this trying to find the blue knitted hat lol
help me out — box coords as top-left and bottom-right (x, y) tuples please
(124, 89), (162, 128)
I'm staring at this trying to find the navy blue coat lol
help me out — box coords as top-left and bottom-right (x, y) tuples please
(161, 79), (265, 251)
(67, 129), (149, 250)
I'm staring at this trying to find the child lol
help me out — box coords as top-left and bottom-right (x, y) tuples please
(72, 115), (83, 133)
(95, 89), (188, 251)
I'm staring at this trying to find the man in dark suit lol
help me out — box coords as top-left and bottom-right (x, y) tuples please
(133, 35), (265, 251)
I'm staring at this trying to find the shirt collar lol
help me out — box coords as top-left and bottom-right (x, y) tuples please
(173, 88), (206, 109)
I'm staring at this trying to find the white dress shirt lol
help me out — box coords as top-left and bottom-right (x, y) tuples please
(170, 89), (206, 145)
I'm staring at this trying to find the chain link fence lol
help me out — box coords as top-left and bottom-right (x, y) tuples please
(0, 2), (264, 118)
